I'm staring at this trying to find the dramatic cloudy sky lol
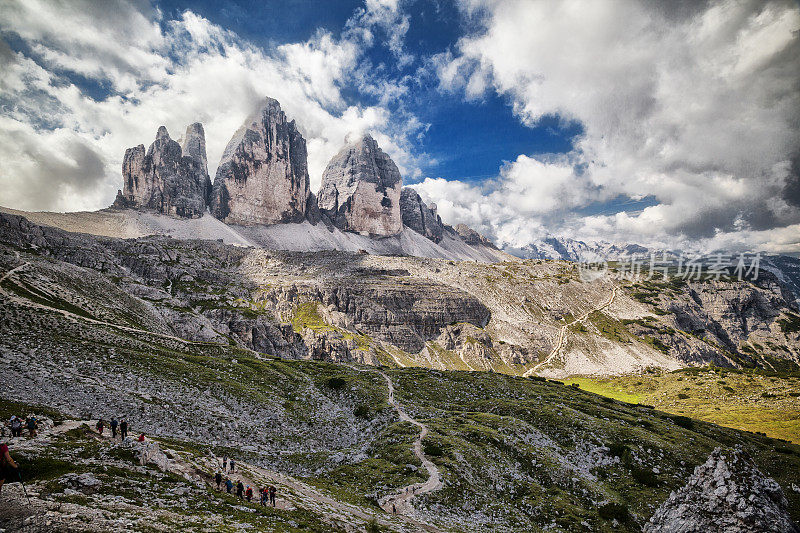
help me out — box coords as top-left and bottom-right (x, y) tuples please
(1, 0), (799, 253)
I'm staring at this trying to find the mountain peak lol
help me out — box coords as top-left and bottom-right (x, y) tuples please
(317, 133), (402, 236)
(210, 96), (309, 225)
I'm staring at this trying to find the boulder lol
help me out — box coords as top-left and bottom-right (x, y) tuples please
(645, 446), (799, 533)
(210, 97), (310, 225)
(317, 134), (402, 236)
(113, 125), (208, 218)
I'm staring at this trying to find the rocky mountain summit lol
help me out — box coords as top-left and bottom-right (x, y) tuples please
(210, 97), (310, 225)
(102, 95), (505, 260)
(646, 446), (800, 533)
(112, 124), (209, 218)
(317, 134), (403, 236)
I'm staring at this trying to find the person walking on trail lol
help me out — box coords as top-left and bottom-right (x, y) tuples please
(10, 416), (22, 438)
(26, 416), (38, 438)
(214, 472), (222, 490)
(245, 486), (253, 502)
(260, 487), (267, 506)
(96, 419), (104, 435)
(225, 477), (233, 494)
(120, 419), (128, 440)
(229, 459), (235, 473)
(269, 485), (276, 507)
(110, 418), (118, 439)
(0, 441), (20, 494)
(222, 456), (227, 471)
(236, 480), (244, 499)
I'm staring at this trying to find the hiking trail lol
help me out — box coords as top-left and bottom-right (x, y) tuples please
(4, 418), (436, 532)
(524, 286), (618, 377)
(377, 371), (443, 518)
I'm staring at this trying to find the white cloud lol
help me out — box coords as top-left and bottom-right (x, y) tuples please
(0, 0), (423, 211)
(426, 0), (800, 253)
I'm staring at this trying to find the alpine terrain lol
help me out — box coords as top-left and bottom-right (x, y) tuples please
(1, 96), (799, 532)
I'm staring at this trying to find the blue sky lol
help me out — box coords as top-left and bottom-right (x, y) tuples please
(151, 0), (582, 185)
(1, 0), (799, 254)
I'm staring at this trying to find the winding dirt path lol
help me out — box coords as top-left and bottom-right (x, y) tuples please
(524, 286), (618, 376)
(378, 371), (442, 517)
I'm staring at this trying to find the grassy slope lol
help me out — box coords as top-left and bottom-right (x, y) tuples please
(564, 367), (800, 443)
(387, 368), (800, 532)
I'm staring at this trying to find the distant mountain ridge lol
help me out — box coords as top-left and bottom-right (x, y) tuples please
(504, 236), (800, 308)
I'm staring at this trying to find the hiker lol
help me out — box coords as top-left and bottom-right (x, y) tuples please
(26, 416), (37, 438)
(215, 471), (222, 490)
(0, 441), (19, 494)
(269, 485), (276, 507)
(9, 416), (22, 438)
(229, 459), (235, 473)
(236, 480), (244, 499)
(222, 456), (227, 471)
(245, 486), (253, 502)
(392, 503), (396, 514)
(96, 419), (104, 435)
(137, 433), (146, 442)
(260, 487), (268, 506)
(110, 418), (118, 439)
(225, 477), (233, 494)
(120, 419), (128, 440)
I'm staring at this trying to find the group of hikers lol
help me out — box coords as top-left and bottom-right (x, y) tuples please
(94, 417), (135, 440)
(214, 456), (277, 507)
(2, 414), (280, 509)
(4, 415), (38, 438)
(1, 415), (35, 493)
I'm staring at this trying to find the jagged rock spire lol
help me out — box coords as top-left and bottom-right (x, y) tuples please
(400, 188), (444, 243)
(209, 97), (310, 225)
(113, 123), (208, 218)
(181, 123), (211, 204)
(317, 134), (402, 236)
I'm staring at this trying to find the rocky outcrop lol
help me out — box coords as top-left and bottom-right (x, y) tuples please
(400, 188), (444, 243)
(453, 223), (498, 249)
(317, 134), (402, 236)
(210, 97), (309, 225)
(645, 446), (799, 533)
(113, 126), (208, 218)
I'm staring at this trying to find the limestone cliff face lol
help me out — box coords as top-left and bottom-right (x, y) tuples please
(210, 98), (309, 225)
(113, 126), (208, 218)
(400, 188), (444, 243)
(317, 134), (402, 236)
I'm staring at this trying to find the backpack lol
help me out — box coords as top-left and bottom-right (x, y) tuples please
(11, 419), (21, 430)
